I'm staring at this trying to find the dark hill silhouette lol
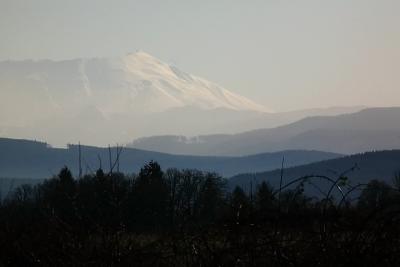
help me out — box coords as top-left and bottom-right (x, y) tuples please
(0, 137), (341, 179)
(229, 150), (400, 192)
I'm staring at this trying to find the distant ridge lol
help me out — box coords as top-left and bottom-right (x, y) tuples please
(0, 137), (342, 179)
(130, 107), (400, 156)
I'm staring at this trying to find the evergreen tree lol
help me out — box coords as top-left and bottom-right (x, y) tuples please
(131, 161), (169, 230)
(255, 181), (275, 220)
(197, 173), (226, 223)
(230, 186), (251, 223)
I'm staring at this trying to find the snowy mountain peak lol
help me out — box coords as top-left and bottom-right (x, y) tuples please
(115, 51), (270, 113)
(0, 52), (271, 145)
(124, 50), (162, 65)
(0, 52), (270, 116)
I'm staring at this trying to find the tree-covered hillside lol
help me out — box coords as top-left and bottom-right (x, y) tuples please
(230, 150), (400, 192)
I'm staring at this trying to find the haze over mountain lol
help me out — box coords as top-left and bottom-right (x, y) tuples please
(131, 107), (400, 156)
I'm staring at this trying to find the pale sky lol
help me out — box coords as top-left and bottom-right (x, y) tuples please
(1, 0), (399, 112)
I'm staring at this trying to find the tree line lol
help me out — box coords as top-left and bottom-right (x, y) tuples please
(1, 161), (400, 266)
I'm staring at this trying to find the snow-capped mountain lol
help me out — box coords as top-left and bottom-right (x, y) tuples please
(117, 51), (269, 113)
(0, 52), (366, 147)
(0, 51), (270, 146)
(0, 51), (267, 120)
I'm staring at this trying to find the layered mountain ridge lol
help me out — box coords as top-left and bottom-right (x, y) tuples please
(130, 107), (400, 156)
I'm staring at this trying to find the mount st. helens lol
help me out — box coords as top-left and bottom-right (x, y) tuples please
(0, 52), (367, 147)
(0, 52), (270, 146)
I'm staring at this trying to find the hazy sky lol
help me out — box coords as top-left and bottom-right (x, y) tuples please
(1, 0), (399, 111)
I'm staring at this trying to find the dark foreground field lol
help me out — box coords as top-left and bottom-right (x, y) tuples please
(1, 162), (400, 266)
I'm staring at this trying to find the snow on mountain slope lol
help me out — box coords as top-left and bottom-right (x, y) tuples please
(0, 51), (270, 146)
(0, 51), (268, 118)
(113, 51), (269, 113)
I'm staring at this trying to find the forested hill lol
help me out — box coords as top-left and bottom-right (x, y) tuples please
(0, 138), (341, 179)
(229, 150), (400, 190)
